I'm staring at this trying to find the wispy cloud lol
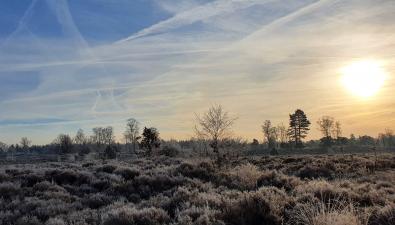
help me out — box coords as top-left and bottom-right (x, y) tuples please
(0, 0), (394, 144)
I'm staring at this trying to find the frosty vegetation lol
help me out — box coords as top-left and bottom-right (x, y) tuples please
(0, 105), (395, 225)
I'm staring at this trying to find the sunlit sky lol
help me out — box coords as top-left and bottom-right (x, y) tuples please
(0, 0), (394, 144)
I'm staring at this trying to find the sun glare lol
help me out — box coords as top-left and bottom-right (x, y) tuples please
(341, 60), (387, 98)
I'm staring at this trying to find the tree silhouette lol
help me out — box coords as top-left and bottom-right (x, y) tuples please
(194, 105), (237, 155)
(20, 137), (31, 149)
(288, 109), (310, 147)
(140, 127), (160, 155)
(54, 134), (73, 154)
(124, 118), (140, 153)
(317, 116), (335, 146)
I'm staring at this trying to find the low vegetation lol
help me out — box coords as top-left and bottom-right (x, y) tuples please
(1, 154), (395, 225)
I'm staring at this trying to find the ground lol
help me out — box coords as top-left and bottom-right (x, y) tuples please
(1, 153), (395, 225)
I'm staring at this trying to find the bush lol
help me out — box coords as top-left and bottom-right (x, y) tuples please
(103, 206), (170, 225)
(257, 171), (301, 192)
(368, 205), (395, 225)
(104, 145), (117, 159)
(221, 192), (281, 225)
(0, 182), (20, 199)
(176, 161), (216, 181)
(297, 165), (334, 180)
(82, 193), (112, 209)
(228, 163), (262, 190)
(160, 145), (180, 157)
(96, 165), (117, 173)
(114, 167), (140, 180)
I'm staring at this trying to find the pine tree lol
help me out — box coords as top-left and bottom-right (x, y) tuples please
(288, 109), (310, 147)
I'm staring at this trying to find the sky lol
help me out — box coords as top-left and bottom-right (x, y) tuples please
(0, 0), (394, 145)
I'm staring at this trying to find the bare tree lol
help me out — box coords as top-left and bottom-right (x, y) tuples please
(277, 123), (288, 144)
(124, 118), (140, 153)
(332, 121), (342, 140)
(74, 129), (87, 145)
(20, 137), (31, 149)
(194, 105), (237, 155)
(317, 116), (335, 139)
(92, 126), (114, 146)
(54, 134), (73, 154)
(103, 127), (114, 146)
(262, 120), (272, 145)
(262, 120), (281, 149)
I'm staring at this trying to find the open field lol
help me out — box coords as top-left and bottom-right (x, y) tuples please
(1, 153), (395, 225)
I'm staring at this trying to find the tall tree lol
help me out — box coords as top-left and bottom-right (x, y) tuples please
(277, 123), (288, 144)
(262, 120), (279, 148)
(332, 121), (342, 139)
(124, 118), (140, 153)
(54, 134), (73, 154)
(288, 109), (310, 147)
(194, 105), (237, 154)
(317, 116), (335, 139)
(74, 129), (87, 145)
(140, 127), (160, 155)
(20, 137), (31, 149)
(91, 126), (114, 146)
(262, 120), (272, 145)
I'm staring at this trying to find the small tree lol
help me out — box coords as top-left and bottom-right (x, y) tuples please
(20, 137), (31, 149)
(317, 116), (335, 146)
(288, 109), (310, 148)
(124, 118), (140, 153)
(194, 104), (237, 155)
(262, 120), (279, 149)
(140, 127), (160, 155)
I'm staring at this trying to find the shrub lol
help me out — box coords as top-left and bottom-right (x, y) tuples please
(228, 163), (262, 190)
(15, 216), (41, 225)
(368, 205), (395, 225)
(297, 165), (334, 180)
(176, 161), (216, 181)
(104, 145), (117, 159)
(103, 206), (170, 225)
(289, 200), (365, 225)
(82, 193), (112, 209)
(45, 218), (66, 225)
(45, 170), (91, 185)
(114, 167), (140, 180)
(160, 145), (180, 157)
(257, 171), (301, 192)
(0, 182), (20, 199)
(96, 165), (117, 173)
(20, 174), (44, 187)
(221, 192), (281, 225)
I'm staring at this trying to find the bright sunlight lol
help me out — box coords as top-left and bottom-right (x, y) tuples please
(341, 60), (387, 98)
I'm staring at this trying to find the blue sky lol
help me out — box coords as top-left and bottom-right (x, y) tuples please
(0, 0), (394, 144)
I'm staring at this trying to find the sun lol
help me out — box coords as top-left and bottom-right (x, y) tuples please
(341, 60), (387, 98)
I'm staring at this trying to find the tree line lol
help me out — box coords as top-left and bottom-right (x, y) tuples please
(1, 105), (395, 157)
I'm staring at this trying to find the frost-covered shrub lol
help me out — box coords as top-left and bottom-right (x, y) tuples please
(114, 167), (140, 180)
(103, 206), (170, 225)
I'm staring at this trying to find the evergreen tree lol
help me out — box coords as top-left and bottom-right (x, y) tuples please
(140, 127), (161, 155)
(288, 109), (310, 147)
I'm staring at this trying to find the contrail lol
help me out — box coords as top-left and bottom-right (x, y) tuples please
(0, 0), (38, 48)
(115, 0), (276, 44)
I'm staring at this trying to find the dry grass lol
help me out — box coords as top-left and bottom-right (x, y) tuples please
(0, 154), (394, 225)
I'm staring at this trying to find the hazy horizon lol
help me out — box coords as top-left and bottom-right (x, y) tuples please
(1, 0), (394, 145)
